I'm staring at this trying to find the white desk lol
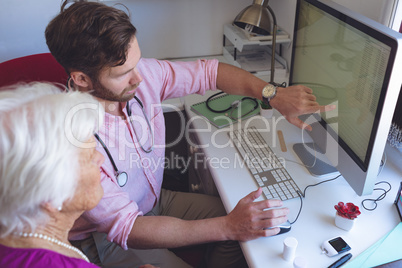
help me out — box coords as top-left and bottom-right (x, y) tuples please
(184, 90), (402, 268)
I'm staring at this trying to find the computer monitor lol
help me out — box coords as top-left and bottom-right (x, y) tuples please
(289, 0), (402, 195)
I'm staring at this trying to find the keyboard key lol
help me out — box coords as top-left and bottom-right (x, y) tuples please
(250, 168), (257, 174)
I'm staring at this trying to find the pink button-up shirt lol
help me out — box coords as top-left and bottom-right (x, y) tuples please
(69, 58), (219, 250)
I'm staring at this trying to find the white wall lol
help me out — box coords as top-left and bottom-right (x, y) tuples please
(0, 0), (249, 63)
(0, 0), (398, 63)
(0, 0), (61, 63)
(332, 0), (397, 26)
(123, 0), (249, 59)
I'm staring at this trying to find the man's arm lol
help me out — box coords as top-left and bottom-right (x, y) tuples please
(127, 188), (289, 249)
(216, 62), (336, 131)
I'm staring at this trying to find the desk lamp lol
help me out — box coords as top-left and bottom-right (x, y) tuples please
(233, 0), (278, 84)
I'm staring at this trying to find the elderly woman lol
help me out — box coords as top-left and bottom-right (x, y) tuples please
(0, 82), (105, 267)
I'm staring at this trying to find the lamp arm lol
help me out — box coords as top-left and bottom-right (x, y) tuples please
(267, 5), (278, 84)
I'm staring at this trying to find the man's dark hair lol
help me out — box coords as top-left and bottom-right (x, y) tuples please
(45, 0), (137, 81)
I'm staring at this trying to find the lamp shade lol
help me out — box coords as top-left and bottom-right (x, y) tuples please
(233, 1), (272, 35)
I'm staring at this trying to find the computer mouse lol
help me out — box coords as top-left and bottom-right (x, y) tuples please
(275, 220), (292, 235)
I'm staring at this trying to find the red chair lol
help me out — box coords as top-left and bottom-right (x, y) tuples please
(0, 53), (67, 88)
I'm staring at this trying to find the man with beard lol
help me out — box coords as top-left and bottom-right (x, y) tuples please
(45, 1), (334, 267)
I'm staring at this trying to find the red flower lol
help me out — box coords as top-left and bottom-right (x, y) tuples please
(334, 202), (361, 219)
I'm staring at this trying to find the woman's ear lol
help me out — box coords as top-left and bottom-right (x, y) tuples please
(70, 71), (92, 90)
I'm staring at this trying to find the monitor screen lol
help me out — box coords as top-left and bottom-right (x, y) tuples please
(290, 0), (402, 195)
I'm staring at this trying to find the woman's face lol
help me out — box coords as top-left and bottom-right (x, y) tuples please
(67, 138), (105, 212)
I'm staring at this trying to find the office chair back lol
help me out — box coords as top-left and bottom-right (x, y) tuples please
(0, 53), (67, 89)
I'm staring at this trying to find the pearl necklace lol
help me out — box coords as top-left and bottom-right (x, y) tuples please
(15, 232), (89, 263)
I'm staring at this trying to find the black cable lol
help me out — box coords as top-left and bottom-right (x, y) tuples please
(290, 178), (392, 223)
(298, 175), (341, 198)
(289, 175), (341, 225)
(361, 181), (392, 211)
(289, 192), (303, 225)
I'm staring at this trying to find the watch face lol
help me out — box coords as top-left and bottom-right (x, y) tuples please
(263, 84), (276, 98)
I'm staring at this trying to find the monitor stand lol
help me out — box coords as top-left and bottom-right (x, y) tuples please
(293, 143), (339, 178)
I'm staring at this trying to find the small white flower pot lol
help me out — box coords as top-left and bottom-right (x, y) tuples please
(335, 212), (355, 231)
(260, 107), (273, 118)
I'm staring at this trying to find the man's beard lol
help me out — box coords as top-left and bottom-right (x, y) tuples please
(90, 81), (139, 103)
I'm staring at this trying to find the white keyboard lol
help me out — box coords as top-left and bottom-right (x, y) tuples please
(229, 127), (301, 201)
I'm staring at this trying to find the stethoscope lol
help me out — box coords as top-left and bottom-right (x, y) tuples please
(95, 96), (154, 187)
(126, 96), (154, 154)
(94, 133), (129, 187)
(206, 92), (259, 121)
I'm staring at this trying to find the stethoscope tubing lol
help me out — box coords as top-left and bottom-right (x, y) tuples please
(95, 96), (153, 187)
(126, 96), (154, 153)
(206, 92), (259, 121)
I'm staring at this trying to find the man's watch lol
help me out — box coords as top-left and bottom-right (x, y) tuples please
(262, 83), (277, 106)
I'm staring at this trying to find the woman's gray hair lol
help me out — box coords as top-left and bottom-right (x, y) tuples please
(0, 82), (104, 237)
